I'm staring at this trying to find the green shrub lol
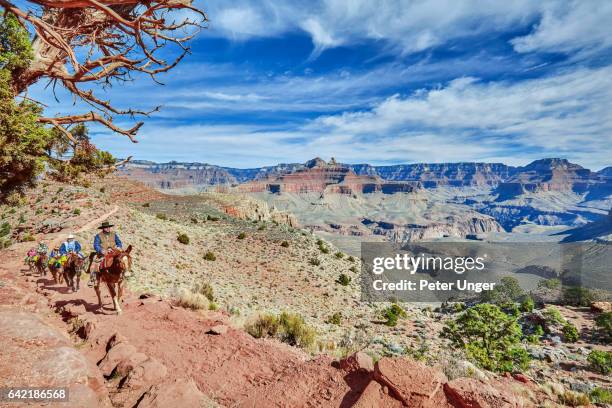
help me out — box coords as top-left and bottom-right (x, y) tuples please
(237, 232), (246, 240)
(99, 187), (106, 193)
(190, 217), (198, 224)
(72, 208), (81, 215)
(349, 266), (357, 273)
(337, 273), (351, 286)
(0, 222), (10, 237)
(383, 304), (407, 327)
(442, 303), (529, 373)
(562, 286), (596, 307)
(480, 276), (524, 304)
(203, 251), (216, 261)
(588, 350), (612, 375)
(562, 322), (579, 343)
(326, 312), (342, 325)
(142, 202), (150, 207)
(194, 282), (214, 302)
(247, 312), (316, 348)
(18, 214), (25, 223)
(520, 296), (534, 313)
(347, 256), (355, 262)
(177, 233), (190, 244)
(246, 313), (279, 338)
(309, 258), (320, 266)
(280, 240), (289, 247)
(208, 302), (218, 311)
(278, 311), (316, 348)
(207, 215), (219, 221)
(334, 251), (344, 259)
(543, 306), (565, 326)
(590, 387), (612, 404)
(538, 278), (561, 289)
(318, 243), (330, 254)
(258, 225), (266, 231)
(21, 232), (35, 242)
(595, 312), (612, 343)
(156, 213), (167, 220)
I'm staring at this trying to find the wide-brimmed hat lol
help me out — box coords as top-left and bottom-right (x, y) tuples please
(67, 234), (75, 239)
(98, 221), (114, 229)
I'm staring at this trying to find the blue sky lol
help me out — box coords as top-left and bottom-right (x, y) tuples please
(31, 0), (612, 169)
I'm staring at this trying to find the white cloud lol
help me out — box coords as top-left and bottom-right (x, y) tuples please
(511, 1), (612, 56)
(201, 0), (612, 57)
(96, 65), (612, 169)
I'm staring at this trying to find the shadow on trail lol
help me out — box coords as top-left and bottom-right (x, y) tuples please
(53, 297), (116, 315)
(35, 278), (73, 293)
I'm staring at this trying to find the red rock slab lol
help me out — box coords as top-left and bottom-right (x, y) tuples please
(374, 358), (448, 407)
(443, 377), (525, 408)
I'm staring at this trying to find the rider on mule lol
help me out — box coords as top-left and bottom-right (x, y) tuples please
(60, 234), (84, 259)
(36, 241), (48, 258)
(25, 247), (36, 267)
(48, 245), (62, 268)
(88, 221), (122, 287)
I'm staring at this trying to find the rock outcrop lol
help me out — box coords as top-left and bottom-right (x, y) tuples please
(495, 158), (601, 200)
(0, 311), (111, 408)
(238, 158), (420, 195)
(120, 161), (237, 190)
(362, 215), (504, 242)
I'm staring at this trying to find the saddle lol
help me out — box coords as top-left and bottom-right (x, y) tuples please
(100, 249), (121, 271)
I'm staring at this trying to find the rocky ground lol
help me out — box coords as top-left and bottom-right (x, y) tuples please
(0, 175), (610, 407)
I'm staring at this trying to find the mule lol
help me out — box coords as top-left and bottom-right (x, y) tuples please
(48, 258), (64, 284)
(92, 245), (132, 314)
(34, 254), (48, 277)
(63, 253), (84, 292)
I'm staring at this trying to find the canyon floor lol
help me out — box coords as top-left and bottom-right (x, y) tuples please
(0, 175), (610, 407)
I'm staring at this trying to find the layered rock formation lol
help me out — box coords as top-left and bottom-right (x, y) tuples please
(362, 215), (504, 241)
(351, 162), (516, 187)
(121, 161), (236, 190)
(237, 158), (420, 195)
(494, 158), (601, 200)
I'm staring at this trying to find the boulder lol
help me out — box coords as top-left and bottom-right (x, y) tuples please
(0, 311), (111, 408)
(339, 351), (375, 373)
(353, 380), (403, 408)
(591, 301), (612, 313)
(443, 378), (522, 408)
(122, 358), (168, 389)
(137, 378), (207, 408)
(98, 341), (147, 377)
(373, 358), (447, 407)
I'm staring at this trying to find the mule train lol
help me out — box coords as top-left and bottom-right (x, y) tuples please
(27, 245), (133, 315)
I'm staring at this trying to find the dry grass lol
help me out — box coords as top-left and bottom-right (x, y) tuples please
(174, 288), (209, 310)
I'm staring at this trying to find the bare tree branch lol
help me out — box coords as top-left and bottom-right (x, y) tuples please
(1, 0), (206, 142)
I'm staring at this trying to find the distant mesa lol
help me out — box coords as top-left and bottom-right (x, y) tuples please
(236, 158), (421, 195)
(119, 157), (611, 203)
(494, 158), (610, 201)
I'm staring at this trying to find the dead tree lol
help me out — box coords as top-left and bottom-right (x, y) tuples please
(1, 0), (207, 141)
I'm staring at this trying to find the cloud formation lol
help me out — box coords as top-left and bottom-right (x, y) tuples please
(203, 0), (612, 57)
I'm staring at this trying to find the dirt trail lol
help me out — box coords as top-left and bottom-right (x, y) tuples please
(75, 205), (119, 234)
(0, 209), (364, 407)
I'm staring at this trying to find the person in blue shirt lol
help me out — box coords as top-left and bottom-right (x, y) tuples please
(49, 245), (62, 269)
(93, 222), (122, 255)
(60, 234), (84, 258)
(88, 221), (123, 287)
